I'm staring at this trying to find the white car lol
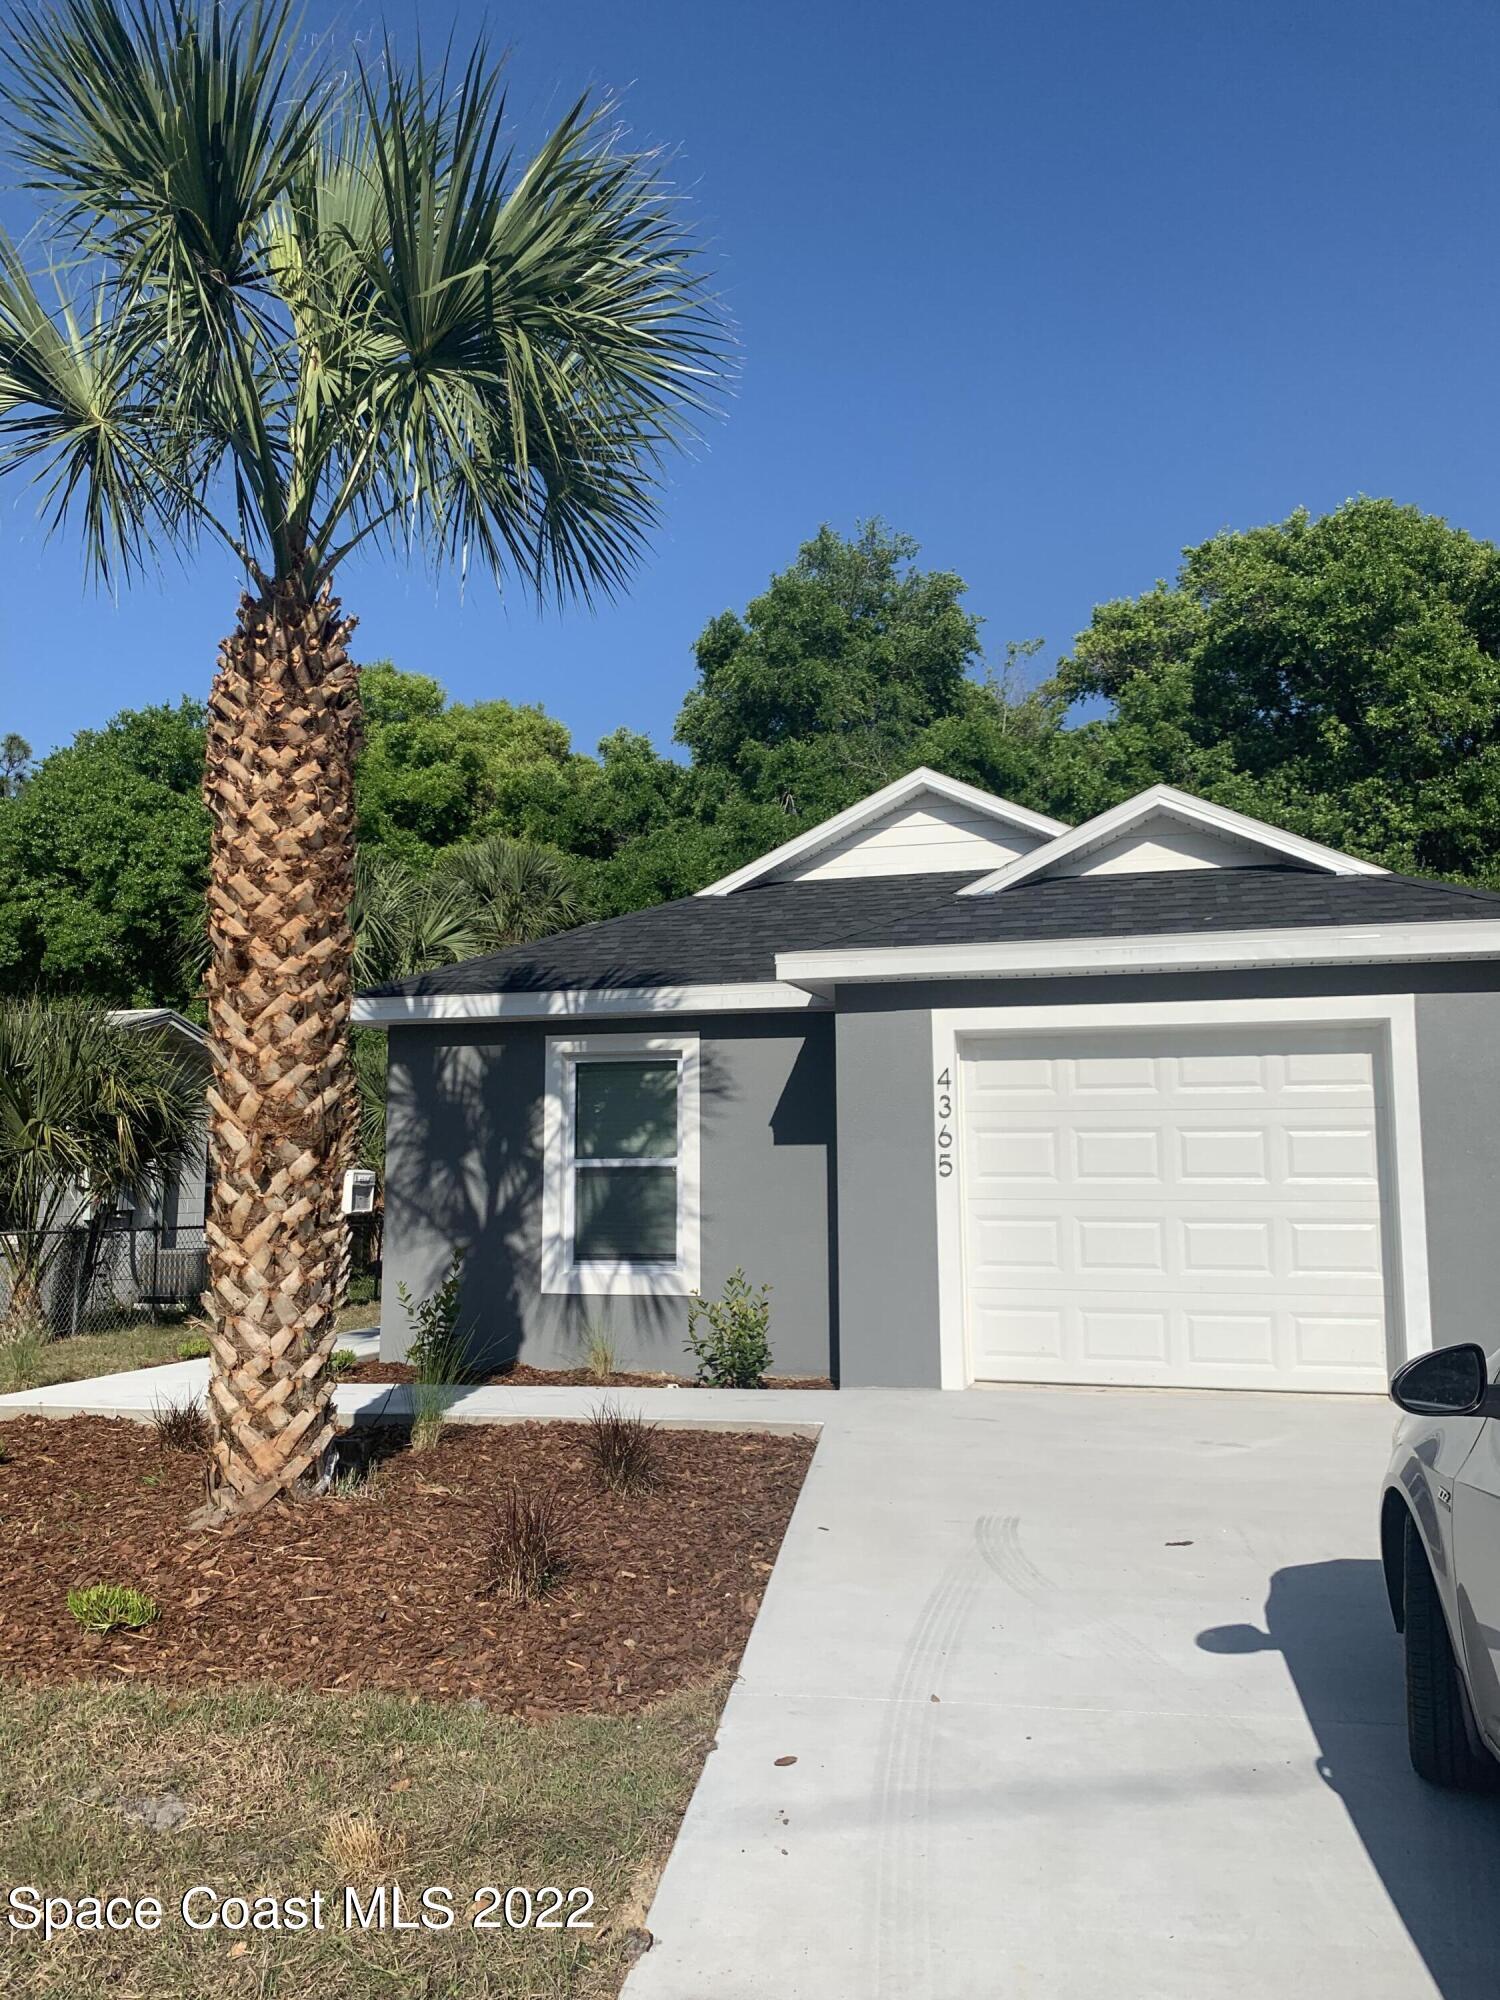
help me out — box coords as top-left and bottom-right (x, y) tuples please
(1382, 1342), (1500, 1789)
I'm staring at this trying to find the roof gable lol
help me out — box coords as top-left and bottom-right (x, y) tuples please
(958, 785), (1386, 896)
(696, 768), (1068, 897)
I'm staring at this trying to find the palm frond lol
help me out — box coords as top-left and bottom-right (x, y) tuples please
(0, 3), (727, 602)
(1, 0), (329, 568)
(429, 834), (580, 946)
(296, 50), (728, 600)
(0, 233), (170, 580)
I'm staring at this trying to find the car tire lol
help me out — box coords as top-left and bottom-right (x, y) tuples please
(1403, 1514), (1497, 1791)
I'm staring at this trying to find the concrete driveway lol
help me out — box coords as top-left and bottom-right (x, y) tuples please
(626, 1384), (1500, 2000)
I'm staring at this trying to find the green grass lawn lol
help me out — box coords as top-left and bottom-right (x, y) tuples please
(0, 1677), (719, 1999)
(0, 1306), (381, 1395)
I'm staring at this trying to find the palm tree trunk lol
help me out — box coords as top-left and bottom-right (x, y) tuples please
(193, 584), (362, 1526)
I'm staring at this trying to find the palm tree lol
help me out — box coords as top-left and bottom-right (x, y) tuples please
(0, 999), (202, 1335)
(430, 833), (581, 951)
(0, 0), (721, 1520)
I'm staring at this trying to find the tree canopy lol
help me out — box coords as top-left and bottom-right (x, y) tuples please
(0, 702), (210, 1005)
(9, 501), (1500, 1017)
(1042, 498), (1500, 882)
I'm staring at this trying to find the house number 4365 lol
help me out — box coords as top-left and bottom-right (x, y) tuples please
(935, 1068), (955, 1178)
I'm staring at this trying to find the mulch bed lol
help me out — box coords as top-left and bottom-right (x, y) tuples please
(344, 1358), (833, 1390)
(0, 1416), (813, 1713)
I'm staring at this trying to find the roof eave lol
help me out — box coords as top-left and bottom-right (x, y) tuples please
(352, 980), (831, 1026)
(776, 918), (1500, 988)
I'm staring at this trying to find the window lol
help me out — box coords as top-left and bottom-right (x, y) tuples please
(542, 1034), (700, 1295)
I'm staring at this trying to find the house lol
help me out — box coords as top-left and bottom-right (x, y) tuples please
(107, 1009), (211, 1242)
(354, 768), (1500, 1393)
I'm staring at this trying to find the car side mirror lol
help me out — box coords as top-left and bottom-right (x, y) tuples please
(1390, 1344), (1497, 1417)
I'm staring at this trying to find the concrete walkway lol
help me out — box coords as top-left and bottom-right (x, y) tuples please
(4, 1360), (1495, 1996)
(0, 1329), (382, 1421)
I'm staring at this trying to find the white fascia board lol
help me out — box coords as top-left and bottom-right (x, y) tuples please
(776, 918), (1500, 987)
(107, 1007), (210, 1048)
(957, 782), (1387, 896)
(695, 766), (1069, 898)
(352, 980), (828, 1026)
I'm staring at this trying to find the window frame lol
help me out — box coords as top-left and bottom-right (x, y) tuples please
(541, 1032), (701, 1296)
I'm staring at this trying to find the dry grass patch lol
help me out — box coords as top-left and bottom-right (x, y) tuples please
(0, 1676), (724, 1999)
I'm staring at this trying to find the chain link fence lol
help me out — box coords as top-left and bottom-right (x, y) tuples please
(2, 1213), (383, 1340)
(1, 1220), (209, 1338)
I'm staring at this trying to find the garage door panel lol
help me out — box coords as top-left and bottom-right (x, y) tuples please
(1186, 1312), (1276, 1366)
(1177, 1126), (1269, 1182)
(1284, 1126), (1379, 1183)
(962, 1029), (1391, 1393)
(1076, 1218), (1166, 1273)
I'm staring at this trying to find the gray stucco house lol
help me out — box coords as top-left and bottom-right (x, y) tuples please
(356, 767), (1500, 1393)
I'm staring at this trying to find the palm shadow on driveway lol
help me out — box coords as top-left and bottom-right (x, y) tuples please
(1199, 1560), (1500, 2000)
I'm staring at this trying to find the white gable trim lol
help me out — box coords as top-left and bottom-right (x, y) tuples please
(695, 767), (1068, 897)
(957, 784), (1386, 896)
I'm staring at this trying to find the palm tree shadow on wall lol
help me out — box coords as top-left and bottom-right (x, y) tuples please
(382, 1027), (738, 1375)
(1198, 1561), (1500, 1999)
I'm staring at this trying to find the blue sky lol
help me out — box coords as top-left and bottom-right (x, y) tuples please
(2, 0), (1497, 758)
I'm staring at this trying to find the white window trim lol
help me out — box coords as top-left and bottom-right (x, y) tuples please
(542, 1033), (701, 1297)
(929, 995), (1431, 1392)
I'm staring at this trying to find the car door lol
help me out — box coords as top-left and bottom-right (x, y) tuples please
(1452, 1343), (1500, 1751)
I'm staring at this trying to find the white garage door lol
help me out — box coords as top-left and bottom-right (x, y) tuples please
(961, 1029), (1392, 1393)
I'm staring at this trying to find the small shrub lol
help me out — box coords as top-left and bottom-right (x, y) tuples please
(584, 1402), (660, 1495)
(0, 1321), (45, 1396)
(397, 1252), (470, 1383)
(398, 1254), (470, 1452)
(409, 1402), (447, 1454)
(176, 1335), (211, 1361)
(330, 1347), (358, 1376)
(685, 1268), (773, 1388)
(67, 1584), (158, 1634)
(585, 1328), (616, 1382)
(346, 1272), (378, 1307)
(483, 1482), (567, 1604)
(151, 1397), (213, 1454)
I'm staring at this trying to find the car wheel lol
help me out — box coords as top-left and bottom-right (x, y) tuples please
(1403, 1514), (1497, 1790)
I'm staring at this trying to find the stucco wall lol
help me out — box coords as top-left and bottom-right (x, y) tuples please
(832, 964), (1500, 1386)
(380, 1013), (837, 1378)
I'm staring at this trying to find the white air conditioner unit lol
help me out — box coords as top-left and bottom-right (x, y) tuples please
(341, 1168), (378, 1217)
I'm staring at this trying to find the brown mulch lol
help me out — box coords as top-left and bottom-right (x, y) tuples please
(344, 1357), (833, 1390)
(0, 1416), (813, 1713)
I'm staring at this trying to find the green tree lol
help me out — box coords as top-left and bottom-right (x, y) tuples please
(356, 661), (584, 862)
(0, 0), (722, 1519)
(1044, 499), (1500, 881)
(0, 734), (30, 798)
(677, 521), (984, 808)
(671, 522), (1059, 881)
(0, 703), (209, 1006)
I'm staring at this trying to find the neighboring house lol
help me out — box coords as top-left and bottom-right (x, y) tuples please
(107, 1009), (211, 1240)
(6, 1009), (212, 1334)
(356, 768), (1500, 1393)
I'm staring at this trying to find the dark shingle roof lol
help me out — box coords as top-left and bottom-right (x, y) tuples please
(360, 865), (1500, 999)
(797, 865), (1500, 953)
